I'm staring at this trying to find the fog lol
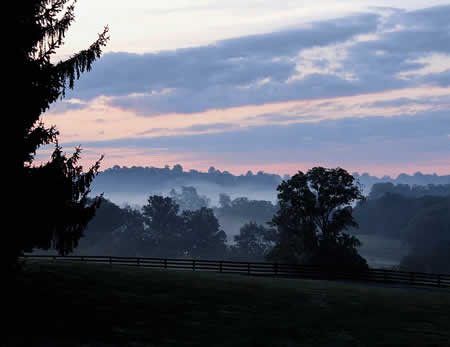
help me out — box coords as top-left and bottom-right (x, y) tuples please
(83, 166), (450, 271)
(95, 183), (277, 209)
(90, 165), (449, 208)
(345, 233), (411, 268)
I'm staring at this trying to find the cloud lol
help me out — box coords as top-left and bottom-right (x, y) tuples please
(388, 5), (450, 32)
(136, 123), (237, 136)
(47, 98), (90, 114)
(366, 94), (450, 108)
(107, 73), (369, 116)
(61, 111), (450, 166)
(184, 123), (237, 132)
(59, 6), (450, 117)
(136, 128), (171, 136)
(43, 83), (450, 146)
(66, 13), (379, 110)
(424, 70), (450, 87)
(342, 6), (450, 85)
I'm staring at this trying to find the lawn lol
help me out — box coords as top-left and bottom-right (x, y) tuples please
(6, 260), (450, 346)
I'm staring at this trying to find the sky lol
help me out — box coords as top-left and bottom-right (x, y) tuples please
(38, 0), (450, 177)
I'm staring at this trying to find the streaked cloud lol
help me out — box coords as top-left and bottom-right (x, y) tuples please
(51, 110), (449, 177)
(45, 86), (450, 143)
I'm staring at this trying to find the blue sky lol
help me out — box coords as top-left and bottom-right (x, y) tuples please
(40, 1), (450, 176)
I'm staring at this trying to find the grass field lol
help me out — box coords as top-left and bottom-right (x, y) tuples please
(353, 234), (411, 269)
(6, 260), (450, 347)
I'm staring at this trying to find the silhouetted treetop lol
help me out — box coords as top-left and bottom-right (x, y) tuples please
(268, 167), (367, 269)
(7, 0), (109, 271)
(13, 1), (108, 167)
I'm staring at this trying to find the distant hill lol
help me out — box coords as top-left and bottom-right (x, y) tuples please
(90, 165), (449, 206)
(368, 182), (450, 199)
(90, 165), (283, 206)
(353, 172), (450, 193)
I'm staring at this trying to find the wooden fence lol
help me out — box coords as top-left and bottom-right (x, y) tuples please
(23, 254), (450, 288)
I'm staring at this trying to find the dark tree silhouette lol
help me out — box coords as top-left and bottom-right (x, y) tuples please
(231, 222), (277, 261)
(109, 206), (147, 257)
(142, 196), (184, 257)
(399, 196), (450, 273)
(181, 207), (227, 259)
(78, 197), (128, 251)
(267, 167), (368, 270)
(25, 145), (103, 256)
(8, 1), (109, 270)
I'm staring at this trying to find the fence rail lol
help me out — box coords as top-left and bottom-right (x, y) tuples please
(22, 254), (450, 288)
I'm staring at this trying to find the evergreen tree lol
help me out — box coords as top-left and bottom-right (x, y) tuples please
(8, 1), (109, 270)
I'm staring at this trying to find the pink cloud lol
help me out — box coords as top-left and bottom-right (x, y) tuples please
(38, 85), (450, 178)
(43, 85), (450, 143)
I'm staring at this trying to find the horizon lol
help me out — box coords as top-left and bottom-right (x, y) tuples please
(95, 163), (449, 181)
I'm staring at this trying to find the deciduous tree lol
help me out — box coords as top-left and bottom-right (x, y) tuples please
(182, 207), (227, 259)
(142, 196), (184, 257)
(267, 167), (368, 270)
(232, 222), (277, 261)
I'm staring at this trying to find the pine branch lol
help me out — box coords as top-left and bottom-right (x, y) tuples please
(23, 122), (59, 165)
(37, 3), (76, 60)
(54, 26), (109, 94)
(37, 1), (74, 22)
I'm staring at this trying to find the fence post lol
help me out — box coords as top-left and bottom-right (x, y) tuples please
(193, 259), (196, 271)
(275, 262), (278, 276)
(410, 272), (414, 285)
(384, 269), (387, 282)
(438, 274), (441, 288)
(219, 261), (223, 273)
(137, 257), (140, 267)
(247, 263), (250, 276)
(109, 256), (112, 265)
(164, 258), (167, 269)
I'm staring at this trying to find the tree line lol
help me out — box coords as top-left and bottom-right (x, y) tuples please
(367, 182), (450, 199)
(76, 195), (278, 262)
(71, 176), (450, 274)
(352, 183), (450, 273)
(65, 167), (369, 271)
(94, 165), (449, 194)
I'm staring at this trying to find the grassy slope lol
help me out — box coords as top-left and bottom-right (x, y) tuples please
(6, 260), (450, 347)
